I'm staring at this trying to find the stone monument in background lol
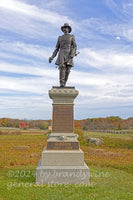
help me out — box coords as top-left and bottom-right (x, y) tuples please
(36, 23), (89, 184)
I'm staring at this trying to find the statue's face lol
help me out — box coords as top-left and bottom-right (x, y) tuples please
(63, 27), (69, 34)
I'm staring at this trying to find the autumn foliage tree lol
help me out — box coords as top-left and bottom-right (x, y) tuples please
(1, 118), (7, 127)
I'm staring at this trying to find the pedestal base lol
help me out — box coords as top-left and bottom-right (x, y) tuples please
(35, 87), (89, 184)
(36, 161), (89, 184)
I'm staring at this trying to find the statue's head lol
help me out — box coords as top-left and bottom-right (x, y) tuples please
(61, 23), (72, 33)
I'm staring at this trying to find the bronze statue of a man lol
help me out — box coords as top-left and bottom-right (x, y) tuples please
(49, 23), (77, 87)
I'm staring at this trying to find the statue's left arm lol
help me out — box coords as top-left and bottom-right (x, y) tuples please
(70, 35), (77, 58)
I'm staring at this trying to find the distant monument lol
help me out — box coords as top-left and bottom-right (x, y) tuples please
(36, 23), (89, 184)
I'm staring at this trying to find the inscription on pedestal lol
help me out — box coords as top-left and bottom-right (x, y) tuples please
(47, 141), (79, 150)
(52, 105), (73, 133)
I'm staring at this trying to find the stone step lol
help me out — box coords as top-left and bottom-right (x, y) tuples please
(41, 149), (84, 166)
(36, 162), (90, 184)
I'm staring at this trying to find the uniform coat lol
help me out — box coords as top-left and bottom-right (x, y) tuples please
(51, 33), (77, 67)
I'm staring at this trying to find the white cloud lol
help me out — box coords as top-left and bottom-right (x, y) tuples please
(0, 62), (58, 78)
(0, 0), (133, 119)
(0, 76), (45, 93)
(76, 48), (133, 72)
(0, 0), (76, 42)
(0, 95), (52, 119)
(122, 2), (133, 17)
(0, 40), (52, 60)
(123, 27), (133, 41)
(0, 62), (132, 103)
(0, 0), (69, 25)
(0, 0), (73, 35)
(0, 70), (132, 119)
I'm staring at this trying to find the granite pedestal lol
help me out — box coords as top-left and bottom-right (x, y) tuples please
(36, 87), (89, 184)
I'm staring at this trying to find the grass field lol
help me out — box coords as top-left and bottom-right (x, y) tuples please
(0, 129), (133, 200)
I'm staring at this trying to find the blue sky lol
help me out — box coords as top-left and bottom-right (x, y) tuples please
(0, 0), (133, 120)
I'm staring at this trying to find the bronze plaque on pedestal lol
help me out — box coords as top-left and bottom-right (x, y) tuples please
(47, 141), (79, 150)
(52, 105), (73, 133)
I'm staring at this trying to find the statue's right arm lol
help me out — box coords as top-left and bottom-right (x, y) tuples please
(49, 37), (60, 63)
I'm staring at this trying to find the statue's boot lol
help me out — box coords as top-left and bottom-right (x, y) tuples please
(60, 67), (66, 87)
(65, 66), (71, 83)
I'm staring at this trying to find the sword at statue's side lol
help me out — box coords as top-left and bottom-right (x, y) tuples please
(64, 51), (80, 65)
(55, 51), (80, 69)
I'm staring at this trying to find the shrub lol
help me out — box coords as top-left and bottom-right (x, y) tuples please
(74, 128), (87, 146)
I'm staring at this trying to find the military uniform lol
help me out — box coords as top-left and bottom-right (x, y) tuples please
(53, 34), (77, 67)
(49, 23), (77, 87)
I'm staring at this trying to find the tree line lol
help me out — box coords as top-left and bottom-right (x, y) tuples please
(0, 118), (51, 130)
(0, 116), (133, 130)
(74, 116), (133, 131)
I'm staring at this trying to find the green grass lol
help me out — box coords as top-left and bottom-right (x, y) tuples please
(84, 131), (133, 139)
(0, 130), (133, 200)
(0, 166), (133, 200)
